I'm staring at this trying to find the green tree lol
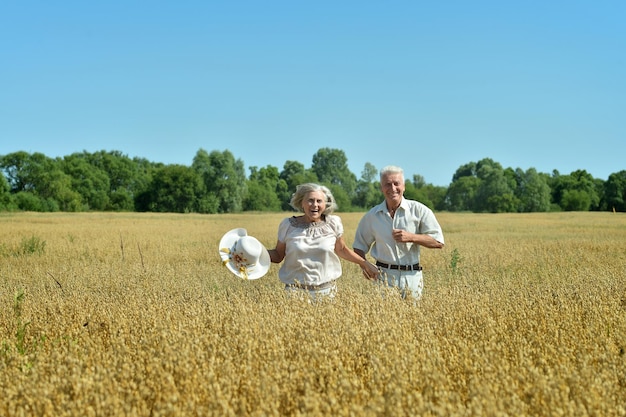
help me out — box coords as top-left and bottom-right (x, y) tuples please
(85, 150), (154, 211)
(514, 167), (551, 212)
(39, 165), (83, 211)
(244, 165), (283, 211)
(353, 162), (382, 209)
(561, 189), (591, 211)
(452, 161), (478, 181)
(474, 159), (518, 213)
(311, 148), (357, 206)
(13, 191), (57, 211)
(602, 170), (626, 212)
(550, 169), (599, 211)
(327, 184), (352, 212)
(445, 176), (480, 212)
(62, 153), (111, 210)
(1, 151), (40, 192)
(143, 165), (204, 213)
(593, 177), (605, 211)
(192, 149), (247, 213)
(279, 160), (318, 211)
(404, 181), (434, 209)
(423, 184), (448, 211)
(0, 172), (14, 210)
(129, 157), (160, 211)
(0, 152), (81, 211)
(445, 166), (481, 212)
(409, 174), (447, 211)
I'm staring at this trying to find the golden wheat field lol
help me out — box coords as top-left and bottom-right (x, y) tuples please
(1, 211), (625, 417)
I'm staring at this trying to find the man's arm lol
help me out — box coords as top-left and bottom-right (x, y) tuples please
(354, 248), (367, 260)
(392, 229), (444, 249)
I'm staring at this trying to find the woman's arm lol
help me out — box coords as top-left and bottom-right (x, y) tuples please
(268, 240), (286, 263)
(334, 236), (378, 280)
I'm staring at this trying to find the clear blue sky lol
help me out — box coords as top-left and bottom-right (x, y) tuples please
(1, 1), (624, 186)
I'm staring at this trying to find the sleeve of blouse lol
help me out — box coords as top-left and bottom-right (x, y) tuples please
(328, 215), (344, 237)
(277, 218), (290, 242)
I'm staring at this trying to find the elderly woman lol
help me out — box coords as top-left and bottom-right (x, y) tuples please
(268, 183), (379, 299)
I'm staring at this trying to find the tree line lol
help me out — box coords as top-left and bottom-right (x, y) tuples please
(0, 148), (624, 213)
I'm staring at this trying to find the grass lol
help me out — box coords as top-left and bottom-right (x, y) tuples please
(0, 211), (625, 416)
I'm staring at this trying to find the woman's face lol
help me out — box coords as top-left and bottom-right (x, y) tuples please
(301, 190), (327, 222)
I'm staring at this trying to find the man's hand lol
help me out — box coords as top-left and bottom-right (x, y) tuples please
(392, 228), (413, 243)
(393, 229), (444, 248)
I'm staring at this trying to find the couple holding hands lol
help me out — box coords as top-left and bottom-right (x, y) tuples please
(220, 165), (445, 300)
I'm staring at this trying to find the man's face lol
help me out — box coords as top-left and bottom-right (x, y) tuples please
(380, 173), (405, 206)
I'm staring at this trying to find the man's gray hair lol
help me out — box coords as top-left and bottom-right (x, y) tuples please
(289, 183), (338, 214)
(380, 165), (404, 181)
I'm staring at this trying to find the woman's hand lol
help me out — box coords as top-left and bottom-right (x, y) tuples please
(360, 261), (379, 281)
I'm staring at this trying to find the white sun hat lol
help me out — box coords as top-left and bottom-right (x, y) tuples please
(219, 228), (271, 280)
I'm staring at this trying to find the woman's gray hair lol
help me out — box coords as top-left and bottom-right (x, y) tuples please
(380, 165), (404, 181)
(289, 183), (338, 214)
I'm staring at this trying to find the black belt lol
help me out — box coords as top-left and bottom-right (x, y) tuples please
(376, 261), (422, 271)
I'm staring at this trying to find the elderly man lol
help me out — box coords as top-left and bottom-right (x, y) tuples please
(353, 165), (444, 299)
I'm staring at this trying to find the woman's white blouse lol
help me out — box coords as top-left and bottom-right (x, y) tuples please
(277, 214), (343, 286)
